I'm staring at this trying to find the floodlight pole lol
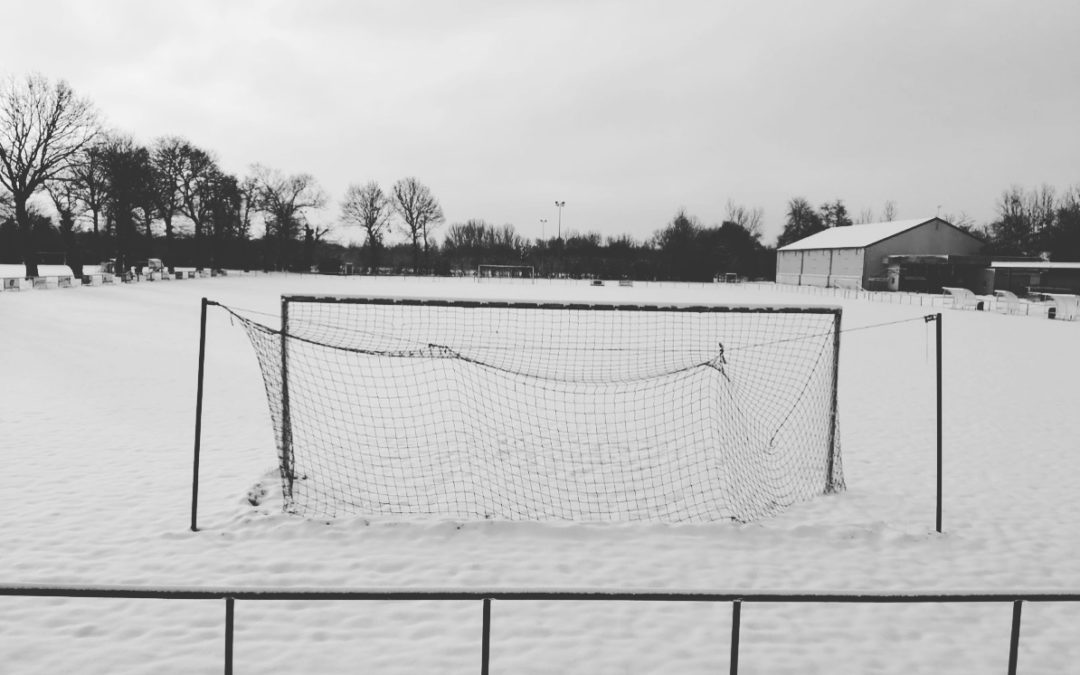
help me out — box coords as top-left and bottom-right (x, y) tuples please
(555, 200), (565, 240)
(192, 298), (218, 532)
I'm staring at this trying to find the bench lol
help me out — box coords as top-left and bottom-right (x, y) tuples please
(942, 287), (981, 310)
(590, 279), (605, 287)
(1046, 293), (1080, 321)
(82, 272), (116, 286)
(2, 277), (30, 291)
(992, 290), (1021, 315)
(618, 279), (633, 287)
(32, 275), (75, 289)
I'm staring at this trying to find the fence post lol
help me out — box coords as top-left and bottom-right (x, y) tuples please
(935, 312), (943, 533)
(224, 596), (235, 675)
(191, 298), (210, 532)
(1007, 600), (1022, 675)
(481, 598), (492, 675)
(730, 599), (742, 675)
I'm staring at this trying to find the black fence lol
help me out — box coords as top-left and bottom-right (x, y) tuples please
(2, 585), (1078, 674)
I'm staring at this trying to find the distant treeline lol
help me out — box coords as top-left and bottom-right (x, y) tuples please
(3, 74), (1078, 280)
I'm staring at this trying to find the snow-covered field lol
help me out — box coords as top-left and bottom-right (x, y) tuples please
(2, 274), (1078, 674)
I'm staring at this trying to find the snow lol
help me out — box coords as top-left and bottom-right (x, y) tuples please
(775, 218), (937, 251)
(0, 264), (26, 278)
(2, 275), (1079, 674)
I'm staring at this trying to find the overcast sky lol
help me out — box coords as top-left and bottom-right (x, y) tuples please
(4, 0), (1079, 245)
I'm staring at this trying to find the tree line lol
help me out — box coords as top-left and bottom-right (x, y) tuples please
(3, 74), (1077, 281)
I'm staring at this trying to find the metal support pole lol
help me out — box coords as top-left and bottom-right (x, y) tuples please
(280, 298), (294, 497)
(191, 297), (211, 532)
(935, 312), (943, 533)
(730, 600), (742, 675)
(826, 310), (841, 492)
(224, 596), (235, 675)
(1007, 600), (1022, 675)
(481, 597), (492, 675)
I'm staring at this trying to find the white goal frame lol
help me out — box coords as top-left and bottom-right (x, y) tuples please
(264, 295), (845, 522)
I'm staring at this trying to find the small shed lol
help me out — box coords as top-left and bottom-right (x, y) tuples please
(776, 217), (984, 290)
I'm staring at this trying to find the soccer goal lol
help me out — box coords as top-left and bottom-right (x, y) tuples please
(231, 296), (844, 523)
(477, 264), (534, 280)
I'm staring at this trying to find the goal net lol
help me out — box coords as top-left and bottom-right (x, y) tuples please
(233, 296), (844, 523)
(477, 264), (534, 280)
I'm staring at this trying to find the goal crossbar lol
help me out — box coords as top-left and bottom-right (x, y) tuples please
(282, 293), (841, 315)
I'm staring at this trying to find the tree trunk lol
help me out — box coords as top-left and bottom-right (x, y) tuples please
(303, 226), (314, 271)
(193, 219), (203, 270)
(15, 197), (40, 278)
(163, 214), (174, 271)
(59, 217), (84, 278)
(369, 239), (380, 272)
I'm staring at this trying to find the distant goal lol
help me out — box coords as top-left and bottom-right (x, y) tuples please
(234, 296), (844, 523)
(477, 264), (534, 281)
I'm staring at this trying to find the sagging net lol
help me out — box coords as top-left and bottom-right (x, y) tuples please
(233, 298), (844, 523)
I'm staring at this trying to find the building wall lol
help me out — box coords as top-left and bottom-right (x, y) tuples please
(864, 221), (983, 283)
(774, 248), (864, 287)
(775, 250), (803, 285)
(825, 248), (864, 288)
(798, 250), (832, 286)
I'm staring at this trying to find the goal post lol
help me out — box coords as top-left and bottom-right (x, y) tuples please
(477, 264), (534, 280)
(235, 295), (844, 523)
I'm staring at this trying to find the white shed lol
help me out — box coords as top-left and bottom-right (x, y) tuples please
(776, 217), (984, 290)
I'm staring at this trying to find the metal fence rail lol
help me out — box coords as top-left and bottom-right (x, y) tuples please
(2, 585), (1078, 674)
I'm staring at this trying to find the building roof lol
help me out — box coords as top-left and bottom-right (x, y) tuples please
(991, 261), (1080, 270)
(777, 217), (941, 252)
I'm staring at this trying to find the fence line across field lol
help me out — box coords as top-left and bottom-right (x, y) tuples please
(3, 584), (1076, 675)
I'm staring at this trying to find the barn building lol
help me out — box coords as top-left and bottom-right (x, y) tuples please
(775, 217), (985, 291)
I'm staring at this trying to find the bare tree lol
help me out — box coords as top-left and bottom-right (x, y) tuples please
(237, 174), (259, 241)
(882, 200), (897, 222)
(1025, 184), (1056, 238)
(99, 135), (153, 273)
(941, 211), (977, 232)
(174, 142), (222, 268)
(776, 197), (825, 248)
(724, 199), (764, 240)
(149, 136), (191, 265)
(819, 199), (852, 228)
(0, 74), (100, 276)
(340, 181), (392, 270)
(251, 164), (328, 270)
(45, 171), (86, 275)
(855, 207), (875, 224)
(0, 187), (13, 221)
(70, 142), (109, 235)
(391, 177), (444, 271)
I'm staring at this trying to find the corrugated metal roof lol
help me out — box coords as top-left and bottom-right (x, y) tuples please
(777, 217), (938, 251)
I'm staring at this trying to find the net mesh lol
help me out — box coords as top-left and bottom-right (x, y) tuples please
(233, 297), (844, 523)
